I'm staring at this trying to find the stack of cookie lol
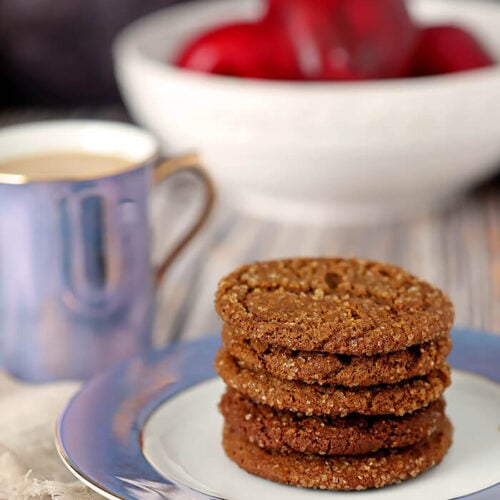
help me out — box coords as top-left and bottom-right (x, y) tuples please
(214, 258), (454, 490)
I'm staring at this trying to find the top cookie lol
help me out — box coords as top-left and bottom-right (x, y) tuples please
(215, 258), (454, 355)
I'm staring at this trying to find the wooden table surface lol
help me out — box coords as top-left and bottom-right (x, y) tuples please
(1, 108), (499, 345)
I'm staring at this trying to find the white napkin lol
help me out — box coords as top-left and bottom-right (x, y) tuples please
(0, 373), (102, 499)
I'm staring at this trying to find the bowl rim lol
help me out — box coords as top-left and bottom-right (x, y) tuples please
(113, 0), (500, 92)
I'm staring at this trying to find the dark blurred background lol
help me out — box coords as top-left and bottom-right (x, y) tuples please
(0, 0), (188, 108)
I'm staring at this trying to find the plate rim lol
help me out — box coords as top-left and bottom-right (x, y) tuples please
(55, 328), (500, 500)
(55, 334), (223, 500)
(56, 443), (123, 500)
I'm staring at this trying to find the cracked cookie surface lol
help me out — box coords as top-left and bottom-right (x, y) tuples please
(215, 258), (454, 355)
(222, 326), (452, 386)
(222, 418), (453, 490)
(220, 388), (446, 455)
(215, 348), (451, 417)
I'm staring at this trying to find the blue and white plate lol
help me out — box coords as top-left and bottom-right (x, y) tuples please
(56, 328), (500, 500)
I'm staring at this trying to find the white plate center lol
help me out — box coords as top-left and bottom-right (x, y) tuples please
(142, 371), (500, 500)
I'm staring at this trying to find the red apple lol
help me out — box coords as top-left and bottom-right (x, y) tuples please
(175, 21), (303, 80)
(265, 0), (419, 80)
(412, 25), (495, 76)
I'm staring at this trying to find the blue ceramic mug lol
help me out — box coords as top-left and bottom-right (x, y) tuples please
(0, 120), (214, 382)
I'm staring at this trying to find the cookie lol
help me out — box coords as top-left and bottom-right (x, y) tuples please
(220, 388), (446, 455)
(222, 417), (453, 490)
(222, 327), (452, 386)
(215, 348), (451, 417)
(215, 258), (454, 355)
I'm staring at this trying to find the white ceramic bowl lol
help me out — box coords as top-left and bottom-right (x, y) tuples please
(114, 0), (500, 224)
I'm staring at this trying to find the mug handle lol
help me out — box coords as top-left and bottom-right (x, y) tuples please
(153, 152), (216, 287)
